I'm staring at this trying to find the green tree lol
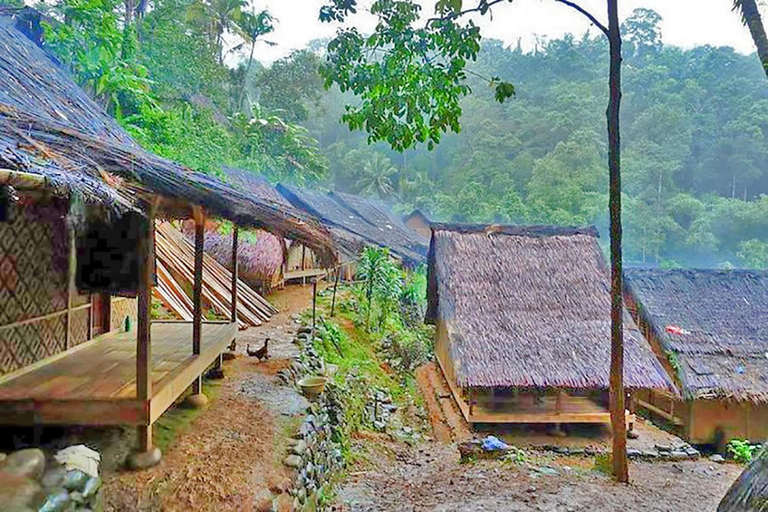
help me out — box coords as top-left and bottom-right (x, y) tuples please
(234, 9), (275, 111)
(355, 154), (398, 199)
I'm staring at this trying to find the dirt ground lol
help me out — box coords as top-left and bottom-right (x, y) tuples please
(337, 438), (742, 512)
(336, 361), (744, 512)
(103, 285), (316, 511)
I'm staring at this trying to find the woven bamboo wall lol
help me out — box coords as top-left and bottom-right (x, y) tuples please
(286, 244), (316, 271)
(111, 297), (138, 332)
(0, 202), (70, 376)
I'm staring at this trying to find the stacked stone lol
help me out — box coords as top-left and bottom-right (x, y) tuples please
(365, 387), (397, 432)
(0, 446), (102, 512)
(281, 322), (347, 512)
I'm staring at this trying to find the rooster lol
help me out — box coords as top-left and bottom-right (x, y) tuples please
(247, 338), (270, 361)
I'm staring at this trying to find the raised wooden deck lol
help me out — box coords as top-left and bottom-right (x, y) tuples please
(0, 321), (235, 426)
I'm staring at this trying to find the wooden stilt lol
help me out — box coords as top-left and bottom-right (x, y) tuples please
(130, 197), (162, 469)
(330, 265), (341, 317)
(192, 207), (205, 355)
(230, 226), (239, 324)
(65, 224), (76, 350)
(138, 425), (152, 452)
(137, 199), (157, 404)
(192, 374), (202, 395)
(312, 278), (317, 335)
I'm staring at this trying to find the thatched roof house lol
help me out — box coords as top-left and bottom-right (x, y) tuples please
(624, 269), (768, 443)
(0, 15), (335, 261)
(426, 224), (674, 424)
(403, 209), (432, 240)
(277, 184), (427, 266)
(0, 12), (334, 466)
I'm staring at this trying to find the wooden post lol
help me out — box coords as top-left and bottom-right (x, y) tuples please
(136, 198), (157, 453)
(192, 207), (205, 355)
(311, 278), (317, 335)
(330, 265), (341, 317)
(230, 225), (238, 324)
(65, 225), (76, 349)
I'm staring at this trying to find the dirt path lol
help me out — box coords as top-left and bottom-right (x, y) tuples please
(338, 438), (742, 511)
(103, 285), (315, 512)
(339, 360), (743, 511)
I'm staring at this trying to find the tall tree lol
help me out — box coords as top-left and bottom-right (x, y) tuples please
(320, 0), (630, 481)
(234, 9), (274, 111)
(734, 0), (768, 77)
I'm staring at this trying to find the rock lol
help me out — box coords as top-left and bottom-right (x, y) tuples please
(69, 490), (85, 505)
(403, 426), (413, 434)
(293, 440), (308, 456)
(627, 430), (640, 439)
(284, 455), (302, 468)
(686, 448), (701, 459)
(186, 393), (209, 408)
(641, 450), (660, 459)
(627, 449), (643, 459)
(38, 487), (69, 512)
(41, 467), (68, 489)
(668, 451), (689, 460)
(127, 448), (162, 470)
(555, 447), (570, 455)
(298, 326), (311, 334)
(655, 444), (673, 452)
(63, 470), (89, 491)
(0, 471), (44, 511)
(1, 448), (46, 480)
(82, 477), (101, 499)
(710, 454), (725, 463)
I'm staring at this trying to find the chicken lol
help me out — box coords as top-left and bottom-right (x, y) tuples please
(247, 338), (270, 361)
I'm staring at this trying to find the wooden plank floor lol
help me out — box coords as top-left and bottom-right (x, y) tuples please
(0, 322), (234, 401)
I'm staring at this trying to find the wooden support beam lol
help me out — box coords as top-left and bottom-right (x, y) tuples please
(230, 226), (238, 324)
(137, 425), (152, 452)
(192, 207), (205, 355)
(65, 224), (76, 350)
(330, 266), (341, 317)
(137, 197), (158, 404)
(192, 374), (202, 395)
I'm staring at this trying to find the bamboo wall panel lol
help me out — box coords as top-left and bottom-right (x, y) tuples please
(0, 203), (69, 376)
(70, 309), (91, 347)
(111, 297), (138, 332)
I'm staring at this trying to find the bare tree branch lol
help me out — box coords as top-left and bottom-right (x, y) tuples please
(553, 0), (609, 36)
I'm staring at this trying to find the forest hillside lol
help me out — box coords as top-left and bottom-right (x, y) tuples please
(22, 1), (768, 268)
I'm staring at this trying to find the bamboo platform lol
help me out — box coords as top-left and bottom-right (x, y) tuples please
(0, 321), (235, 426)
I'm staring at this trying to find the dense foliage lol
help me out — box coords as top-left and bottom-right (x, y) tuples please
(33, 0), (768, 268)
(299, 8), (768, 268)
(39, 0), (327, 183)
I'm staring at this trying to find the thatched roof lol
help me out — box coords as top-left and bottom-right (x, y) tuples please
(181, 221), (284, 284)
(624, 268), (768, 402)
(718, 448), (768, 512)
(426, 224), (675, 391)
(276, 184), (426, 265)
(221, 166), (291, 207)
(0, 15), (336, 264)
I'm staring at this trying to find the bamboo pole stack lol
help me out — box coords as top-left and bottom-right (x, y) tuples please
(154, 222), (277, 328)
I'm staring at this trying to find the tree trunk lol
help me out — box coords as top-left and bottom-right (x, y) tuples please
(238, 41), (257, 112)
(607, 0), (628, 484)
(737, 0), (768, 77)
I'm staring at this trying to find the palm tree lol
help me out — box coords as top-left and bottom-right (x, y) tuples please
(734, 0), (768, 78)
(234, 9), (275, 111)
(355, 153), (397, 199)
(187, 0), (246, 63)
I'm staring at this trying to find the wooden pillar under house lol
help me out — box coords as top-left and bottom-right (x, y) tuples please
(230, 225), (239, 324)
(65, 224), (76, 350)
(191, 207), (205, 395)
(136, 197), (158, 453)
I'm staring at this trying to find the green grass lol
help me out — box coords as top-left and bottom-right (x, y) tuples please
(153, 378), (223, 453)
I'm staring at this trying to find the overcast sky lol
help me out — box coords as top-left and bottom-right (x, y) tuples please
(242, 0), (760, 64)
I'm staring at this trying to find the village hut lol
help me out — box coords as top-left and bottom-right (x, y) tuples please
(221, 167), (329, 285)
(624, 268), (768, 445)
(403, 209), (432, 240)
(0, 14), (334, 467)
(426, 224), (674, 426)
(277, 185), (427, 275)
